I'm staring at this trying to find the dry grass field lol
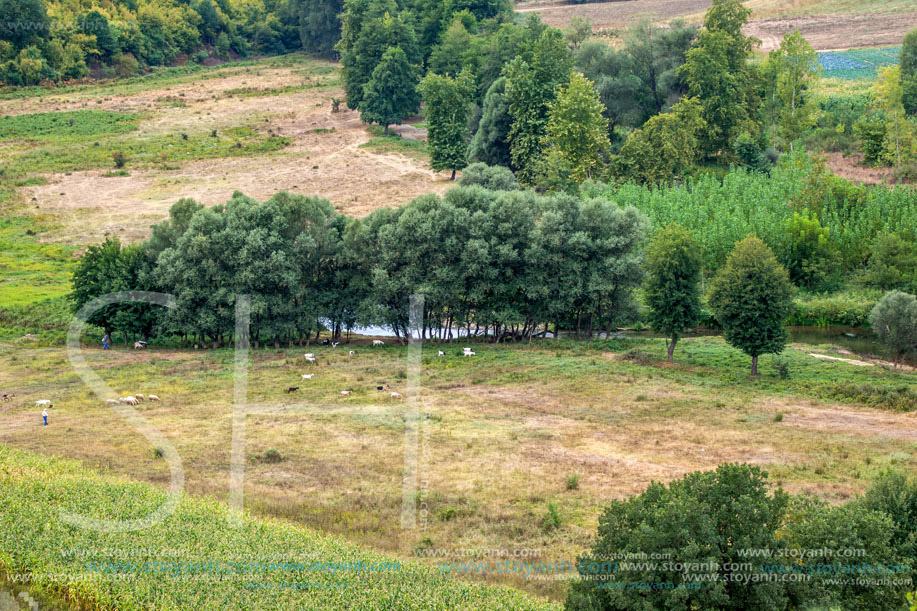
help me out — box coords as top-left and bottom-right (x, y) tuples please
(1, 336), (915, 601)
(5, 55), (450, 247)
(517, 0), (917, 50)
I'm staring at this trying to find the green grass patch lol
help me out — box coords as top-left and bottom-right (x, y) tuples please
(0, 445), (556, 610)
(0, 216), (76, 308)
(360, 127), (428, 161)
(0, 110), (139, 142)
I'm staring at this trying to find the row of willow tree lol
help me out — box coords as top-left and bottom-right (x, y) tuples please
(70, 169), (647, 347)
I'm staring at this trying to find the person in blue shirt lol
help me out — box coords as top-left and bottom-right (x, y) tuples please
(102, 333), (111, 350)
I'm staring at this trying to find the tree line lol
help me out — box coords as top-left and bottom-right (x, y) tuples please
(70, 174), (648, 349)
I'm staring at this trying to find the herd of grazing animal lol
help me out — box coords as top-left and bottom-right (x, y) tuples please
(291, 341), (480, 399)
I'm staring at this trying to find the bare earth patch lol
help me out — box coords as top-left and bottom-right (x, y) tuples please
(17, 62), (451, 245)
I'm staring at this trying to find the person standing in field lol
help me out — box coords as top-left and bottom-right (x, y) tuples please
(102, 333), (111, 350)
(42, 407), (48, 426)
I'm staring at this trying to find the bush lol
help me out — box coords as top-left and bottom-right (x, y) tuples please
(789, 291), (879, 327)
(869, 290), (917, 367)
(114, 53), (139, 77)
(541, 502), (562, 531)
(567, 464), (789, 610)
(734, 132), (771, 173)
(854, 114), (888, 165)
(780, 212), (835, 290)
(860, 232), (917, 293)
(112, 151), (127, 168)
(781, 497), (907, 611)
(261, 448), (283, 463)
(457, 162), (519, 191)
(861, 470), (917, 563)
(565, 473), (581, 491)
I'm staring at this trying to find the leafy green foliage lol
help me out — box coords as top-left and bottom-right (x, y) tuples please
(296, 0), (343, 55)
(542, 72), (609, 183)
(764, 31), (821, 147)
(468, 76), (512, 167)
(0, 0), (300, 84)
(457, 162), (518, 190)
(613, 96), (705, 184)
(568, 464), (790, 610)
(708, 236), (793, 375)
(360, 46), (420, 132)
(418, 70), (474, 177)
(679, 0), (759, 160)
(782, 497), (907, 611)
(573, 20), (697, 134)
(869, 290), (917, 367)
(860, 232), (917, 293)
(644, 225), (702, 361)
(504, 28), (572, 184)
(779, 212), (834, 290)
(338, 2), (421, 110)
(902, 29), (917, 115)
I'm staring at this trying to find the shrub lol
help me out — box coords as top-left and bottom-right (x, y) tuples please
(854, 114), (888, 165)
(114, 53), (139, 77)
(861, 232), (917, 293)
(112, 151), (127, 168)
(869, 290), (917, 368)
(565, 474), (581, 491)
(780, 212), (834, 290)
(542, 502), (562, 531)
(457, 162), (519, 191)
(567, 463), (789, 610)
(734, 132), (771, 173)
(789, 290), (879, 327)
(861, 470), (917, 562)
(781, 497), (907, 611)
(261, 448), (283, 463)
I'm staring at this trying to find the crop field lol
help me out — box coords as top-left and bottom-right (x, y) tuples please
(1, 335), (915, 601)
(0, 445), (555, 609)
(818, 46), (902, 80)
(517, 0), (917, 51)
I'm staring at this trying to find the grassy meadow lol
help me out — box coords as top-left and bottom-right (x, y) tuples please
(1, 334), (915, 601)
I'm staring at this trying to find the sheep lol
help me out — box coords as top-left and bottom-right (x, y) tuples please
(286, 387), (299, 393)
(133, 341), (147, 350)
(437, 351), (445, 357)
(463, 347), (472, 353)
(304, 353), (315, 359)
(35, 400), (51, 407)
(331, 342), (340, 347)
(147, 395), (160, 401)
(464, 351), (476, 357)
(339, 390), (351, 396)
(305, 357), (316, 364)
(134, 393), (145, 401)
(349, 350), (355, 355)
(301, 373), (315, 380)
(390, 392), (403, 399)
(372, 340), (385, 346)
(105, 399), (120, 405)
(120, 396), (139, 405)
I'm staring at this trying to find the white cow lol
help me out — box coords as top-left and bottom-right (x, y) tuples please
(302, 373), (315, 380)
(372, 340), (385, 346)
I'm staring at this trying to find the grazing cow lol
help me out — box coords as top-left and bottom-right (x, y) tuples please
(376, 385), (389, 391)
(331, 342), (340, 347)
(305, 357), (316, 364)
(339, 390), (351, 396)
(302, 373), (315, 380)
(304, 353), (315, 359)
(286, 387), (299, 393)
(148, 395), (160, 401)
(464, 351), (476, 356)
(321, 339), (330, 346)
(372, 340), (384, 346)
(35, 400), (51, 407)
(134, 341), (147, 350)
(437, 351), (445, 357)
